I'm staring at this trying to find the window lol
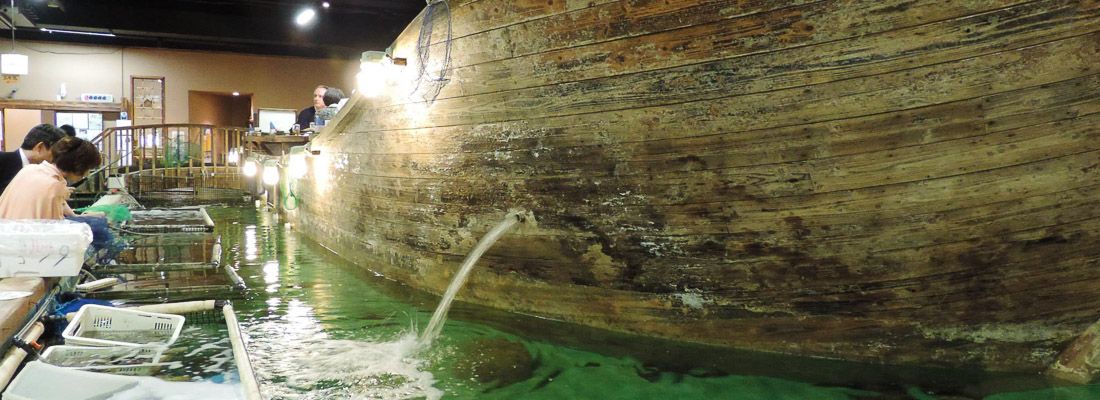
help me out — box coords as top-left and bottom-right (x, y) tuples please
(55, 112), (104, 140)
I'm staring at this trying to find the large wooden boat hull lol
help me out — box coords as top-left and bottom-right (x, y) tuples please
(297, 0), (1100, 372)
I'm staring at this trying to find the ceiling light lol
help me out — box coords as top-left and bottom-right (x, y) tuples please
(232, 91), (240, 96)
(322, 2), (330, 8)
(40, 28), (116, 37)
(295, 8), (316, 26)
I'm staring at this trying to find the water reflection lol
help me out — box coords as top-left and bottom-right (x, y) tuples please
(262, 261), (280, 292)
(244, 226), (257, 261)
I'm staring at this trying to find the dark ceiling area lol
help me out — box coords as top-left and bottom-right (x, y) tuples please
(0, 0), (424, 59)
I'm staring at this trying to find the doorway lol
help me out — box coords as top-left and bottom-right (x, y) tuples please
(188, 91), (252, 127)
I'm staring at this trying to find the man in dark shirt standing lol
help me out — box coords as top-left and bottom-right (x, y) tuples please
(0, 124), (67, 195)
(296, 85), (329, 131)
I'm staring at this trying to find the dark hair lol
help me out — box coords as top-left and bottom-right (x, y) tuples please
(323, 87), (345, 106)
(50, 137), (101, 175)
(59, 124), (77, 137)
(20, 124), (66, 150)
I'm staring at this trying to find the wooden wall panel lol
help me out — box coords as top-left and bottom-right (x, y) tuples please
(297, 0), (1100, 371)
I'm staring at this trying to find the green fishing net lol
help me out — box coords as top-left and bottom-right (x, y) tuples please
(74, 204), (133, 223)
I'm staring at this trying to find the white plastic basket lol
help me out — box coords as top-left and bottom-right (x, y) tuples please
(40, 346), (171, 376)
(63, 305), (185, 347)
(76, 362), (175, 377)
(40, 344), (166, 366)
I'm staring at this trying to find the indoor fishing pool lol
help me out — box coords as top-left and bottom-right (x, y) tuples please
(199, 206), (1100, 400)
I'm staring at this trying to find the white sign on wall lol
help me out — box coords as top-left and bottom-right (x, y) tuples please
(81, 93), (114, 102)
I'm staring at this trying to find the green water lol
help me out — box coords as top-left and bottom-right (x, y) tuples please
(198, 206), (1100, 400)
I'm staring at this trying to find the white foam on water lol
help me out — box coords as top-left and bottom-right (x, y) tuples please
(104, 379), (243, 400)
(251, 331), (443, 400)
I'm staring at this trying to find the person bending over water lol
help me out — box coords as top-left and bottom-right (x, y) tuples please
(0, 137), (100, 219)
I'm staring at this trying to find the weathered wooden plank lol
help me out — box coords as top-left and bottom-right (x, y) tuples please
(300, 148), (1100, 272)
(432, 0), (1028, 73)
(459, 0), (1097, 124)
(326, 87), (1100, 194)
(446, 0), (620, 40)
(335, 28), (1100, 136)
(295, 200), (1100, 370)
(294, 180), (1100, 323)
(309, 102), (1100, 224)
(433, 0), (1089, 100)
(301, 156), (1097, 250)
(297, 180), (1100, 320)
(435, 0), (820, 72)
(393, 0), (624, 88)
(299, 0), (1100, 372)
(321, 72), (1100, 164)
(304, 193), (1099, 289)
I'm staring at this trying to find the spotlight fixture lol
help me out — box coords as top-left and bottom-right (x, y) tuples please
(242, 159), (259, 177)
(227, 148), (241, 165)
(262, 160), (281, 186)
(288, 146), (309, 179)
(356, 51), (405, 98)
(295, 8), (316, 26)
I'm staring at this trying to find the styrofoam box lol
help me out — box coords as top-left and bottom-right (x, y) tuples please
(63, 305), (186, 347)
(3, 361), (141, 400)
(4, 361), (242, 400)
(0, 220), (92, 278)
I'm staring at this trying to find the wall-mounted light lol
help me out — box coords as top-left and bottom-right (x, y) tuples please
(231, 91), (240, 96)
(262, 159), (281, 186)
(242, 158), (259, 177)
(288, 146), (309, 179)
(227, 148), (240, 166)
(295, 8), (316, 26)
(356, 51), (406, 98)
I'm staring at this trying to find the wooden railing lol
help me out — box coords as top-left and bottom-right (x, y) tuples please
(83, 124), (246, 196)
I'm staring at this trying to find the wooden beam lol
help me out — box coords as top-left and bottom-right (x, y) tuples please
(0, 99), (123, 113)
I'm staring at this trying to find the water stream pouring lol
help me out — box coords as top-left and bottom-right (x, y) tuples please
(418, 210), (526, 347)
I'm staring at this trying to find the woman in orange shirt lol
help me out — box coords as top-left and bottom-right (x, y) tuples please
(0, 137), (100, 219)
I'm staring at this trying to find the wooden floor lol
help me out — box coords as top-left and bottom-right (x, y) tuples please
(298, 0), (1100, 371)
